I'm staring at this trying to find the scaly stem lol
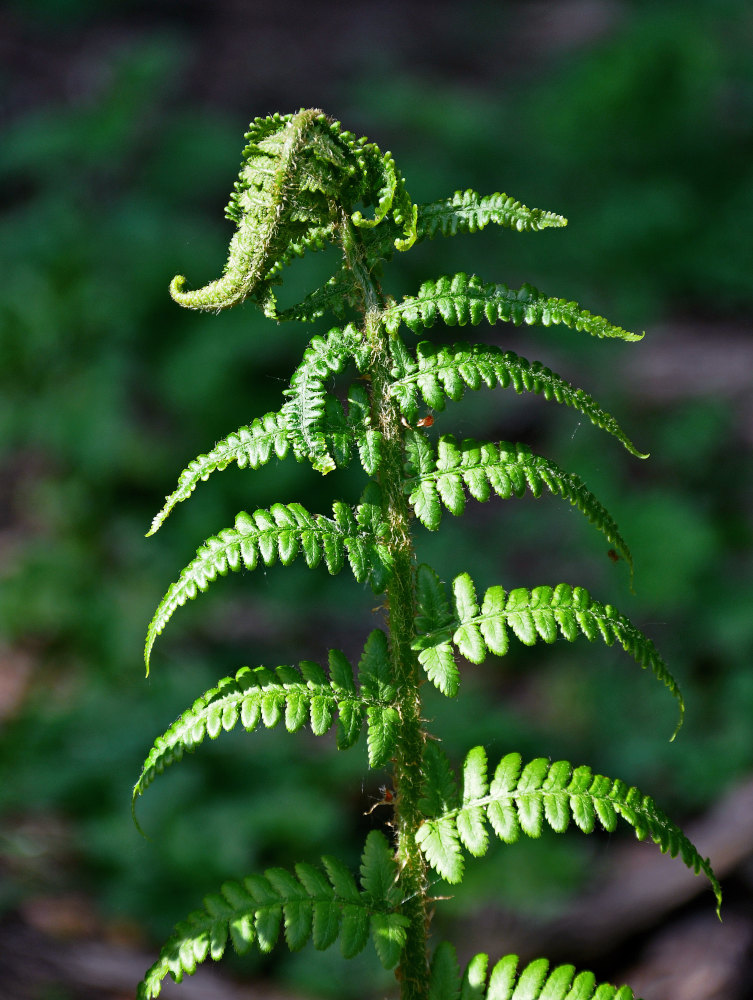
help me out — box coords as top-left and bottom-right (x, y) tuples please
(341, 214), (429, 999)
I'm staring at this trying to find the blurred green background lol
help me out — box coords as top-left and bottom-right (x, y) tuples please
(1, 1), (752, 997)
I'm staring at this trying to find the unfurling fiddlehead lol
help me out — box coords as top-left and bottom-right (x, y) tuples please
(169, 108), (416, 314)
(135, 110), (719, 1000)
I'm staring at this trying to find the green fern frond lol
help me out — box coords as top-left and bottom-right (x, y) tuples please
(415, 745), (721, 912)
(282, 324), (369, 473)
(170, 110), (418, 313)
(256, 221), (337, 309)
(352, 142), (418, 250)
(171, 110), (343, 311)
(429, 944), (639, 1000)
(352, 147), (399, 232)
(416, 190), (568, 240)
(389, 174), (419, 252)
(133, 629), (399, 824)
(148, 379), (381, 534)
(404, 431), (633, 578)
(147, 411), (293, 536)
(361, 190), (566, 265)
(390, 339), (646, 457)
(145, 502), (392, 672)
(137, 830), (410, 999)
(384, 273), (643, 342)
(273, 265), (358, 322)
(412, 567), (683, 732)
(148, 110), (706, 998)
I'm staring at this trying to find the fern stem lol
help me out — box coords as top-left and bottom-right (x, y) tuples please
(342, 214), (430, 999)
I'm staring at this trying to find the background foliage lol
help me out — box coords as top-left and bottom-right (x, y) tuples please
(1, 1), (752, 997)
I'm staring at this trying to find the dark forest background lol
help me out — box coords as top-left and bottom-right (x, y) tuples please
(1, 1), (752, 997)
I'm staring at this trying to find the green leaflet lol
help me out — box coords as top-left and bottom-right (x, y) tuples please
(412, 567), (684, 733)
(384, 273), (643, 342)
(391, 338), (646, 457)
(136, 831), (409, 999)
(413, 564), (459, 697)
(415, 746), (721, 916)
(428, 940), (463, 1000)
(144, 502), (392, 672)
(418, 737), (459, 819)
(132, 633), (401, 827)
(429, 945), (639, 1000)
(360, 824), (409, 969)
(357, 628), (399, 767)
(404, 431), (633, 580)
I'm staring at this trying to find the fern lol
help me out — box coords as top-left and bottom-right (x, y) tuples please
(411, 567), (683, 727)
(428, 946), (638, 1000)
(404, 432), (633, 573)
(148, 411), (293, 536)
(133, 629), (398, 826)
(416, 744), (721, 908)
(416, 190), (568, 238)
(148, 382), (377, 534)
(361, 189), (567, 264)
(389, 339), (646, 456)
(144, 499), (391, 670)
(383, 273), (643, 341)
(135, 110), (720, 1000)
(138, 830), (410, 999)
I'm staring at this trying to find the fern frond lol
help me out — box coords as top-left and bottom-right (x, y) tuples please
(390, 338), (646, 457)
(429, 944), (639, 1000)
(170, 110), (418, 313)
(412, 567), (684, 733)
(273, 265), (359, 323)
(147, 411), (292, 536)
(384, 273), (643, 342)
(415, 745), (721, 913)
(361, 190), (566, 266)
(281, 324), (368, 474)
(171, 111), (341, 311)
(148, 379), (380, 534)
(352, 147), (399, 232)
(144, 502), (392, 672)
(416, 190), (568, 240)
(133, 629), (399, 823)
(404, 431), (633, 578)
(137, 830), (410, 998)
